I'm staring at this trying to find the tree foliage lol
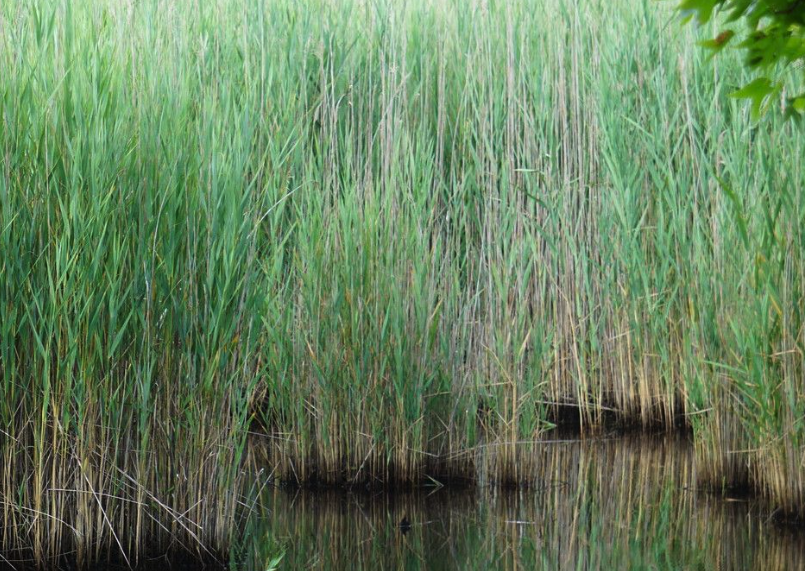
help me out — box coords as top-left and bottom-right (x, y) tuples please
(679, 0), (805, 118)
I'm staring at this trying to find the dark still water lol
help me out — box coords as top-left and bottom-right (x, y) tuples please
(246, 435), (805, 571)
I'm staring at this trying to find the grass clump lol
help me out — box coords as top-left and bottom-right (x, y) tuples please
(1, 0), (268, 565)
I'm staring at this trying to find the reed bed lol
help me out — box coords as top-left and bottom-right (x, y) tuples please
(1, 0), (804, 565)
(0, 0), (269, 565)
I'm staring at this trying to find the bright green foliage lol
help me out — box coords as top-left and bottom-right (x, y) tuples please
(679, 0), (805, 118)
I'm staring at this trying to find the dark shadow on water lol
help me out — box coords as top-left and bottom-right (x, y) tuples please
(241, 434), (805, 570)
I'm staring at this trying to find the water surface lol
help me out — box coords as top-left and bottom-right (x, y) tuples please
(248, 435), (805, 570)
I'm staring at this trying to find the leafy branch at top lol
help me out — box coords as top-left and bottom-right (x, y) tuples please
(678, 0), (805, 119)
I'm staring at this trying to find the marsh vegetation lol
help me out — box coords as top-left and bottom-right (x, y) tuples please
(1, 0), (803, 567)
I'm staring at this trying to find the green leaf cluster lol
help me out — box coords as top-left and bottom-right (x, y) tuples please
(679, 0), (805, 118)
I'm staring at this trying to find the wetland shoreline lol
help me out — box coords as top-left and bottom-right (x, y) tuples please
(2, 0), (804, 567)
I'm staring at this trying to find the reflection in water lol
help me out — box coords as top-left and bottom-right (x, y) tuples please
(243, 435), (805, 570)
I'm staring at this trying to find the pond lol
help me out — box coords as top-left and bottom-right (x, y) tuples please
(245, 434), (805, 570)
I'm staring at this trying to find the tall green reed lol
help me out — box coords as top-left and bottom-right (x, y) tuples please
(1, 0), (804, 565)
(1, 0), (278, 564)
